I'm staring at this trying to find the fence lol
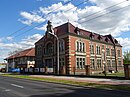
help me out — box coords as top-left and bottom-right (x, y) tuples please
(19, 65), (124, 77)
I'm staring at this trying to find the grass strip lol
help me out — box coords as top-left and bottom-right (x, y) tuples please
(1, 74), (130, 91)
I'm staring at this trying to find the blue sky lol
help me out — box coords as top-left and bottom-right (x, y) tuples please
(0, 0), (130, 63)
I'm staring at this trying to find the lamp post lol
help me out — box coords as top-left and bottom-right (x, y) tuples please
(102, 50), (106, 76)
(48, 32), (59, 75)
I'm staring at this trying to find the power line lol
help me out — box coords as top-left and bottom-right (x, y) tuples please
(80, 3), (130, 24)
(7, 0), (74, 37)
(9, 0), (130, 39)
(13, 0), (88, 38)
(78, 0), (129, 22)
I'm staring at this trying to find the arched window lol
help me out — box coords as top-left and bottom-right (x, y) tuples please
(76, 40), (85, 53)
(96, 45), (101, 55)
(90, 43), (94, 54)
(59, 39), (65, 52)
(46, 42), (53, 54)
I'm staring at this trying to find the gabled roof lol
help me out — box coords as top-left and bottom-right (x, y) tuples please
(36, 22), (122, 46)
(5, 48), (35, 60)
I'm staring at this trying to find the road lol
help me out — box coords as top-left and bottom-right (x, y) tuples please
(0, 75), (130, 97)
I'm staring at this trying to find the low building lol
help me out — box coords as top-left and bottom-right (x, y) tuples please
(35, 21), (123, 75)
(5, 48), (35, 70)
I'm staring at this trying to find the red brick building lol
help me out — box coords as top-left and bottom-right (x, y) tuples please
(35, 21), (123, 75)
(5, 48), (35, 70)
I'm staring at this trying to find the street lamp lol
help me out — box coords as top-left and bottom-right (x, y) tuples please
(48, 32), (59, 75)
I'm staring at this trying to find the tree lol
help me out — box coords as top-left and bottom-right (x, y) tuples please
(124, 51), (130, 64)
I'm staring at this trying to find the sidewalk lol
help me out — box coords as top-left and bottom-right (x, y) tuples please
(30, 75), (130, 86)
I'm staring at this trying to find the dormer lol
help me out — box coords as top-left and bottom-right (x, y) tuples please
(90, 32), (94, 39)
(98, 35), (102, 40)
(74, 27), (80, 35)
(105, 37), (108, 42)
(114, 39), (118, 44)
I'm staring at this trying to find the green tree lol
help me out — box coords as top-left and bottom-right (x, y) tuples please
(124, 51), (130, 64)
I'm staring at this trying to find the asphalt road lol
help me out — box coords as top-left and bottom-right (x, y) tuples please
(0, 75), (130, 97)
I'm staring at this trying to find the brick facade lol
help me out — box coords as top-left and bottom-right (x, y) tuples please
(35, 22), (123, 75)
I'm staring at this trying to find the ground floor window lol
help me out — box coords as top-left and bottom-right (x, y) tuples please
(97, 59), (102, 69)
(91, 59), (95, 69)
(112, 60), (115, 68)
(59, 58), (65, 66)
(118, 60), (122, 66)
(76, 57), (85, 69)
(107, 60), (111, 68)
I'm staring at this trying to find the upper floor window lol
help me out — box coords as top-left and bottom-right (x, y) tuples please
(96, 45), (101, 55)
(36, 45), (42, 56)
(46, 43), (53, 54)
(111, 49), (115, 56)
(90, 44), (94, 54)
(59, 39), (65, 52)
(102, 45), (104, 50)
(76, 41), (85, 53)
(117, 50), (121, 57)
(106, 48), (110, 56)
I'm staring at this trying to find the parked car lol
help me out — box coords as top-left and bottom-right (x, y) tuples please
(9, 68), (20, 73)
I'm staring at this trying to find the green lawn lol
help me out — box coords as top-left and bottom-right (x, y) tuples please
(92, 72), (124, 77)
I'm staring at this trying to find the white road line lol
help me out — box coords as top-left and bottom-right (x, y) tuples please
(11, 84), (24, 89)
(4, 89), (11, 92)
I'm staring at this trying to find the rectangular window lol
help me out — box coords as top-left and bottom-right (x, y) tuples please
(118, 50), (121, 57)
(111, 49), (115, 56)
(96, 46), (101, 55)
(83, 58), (85, 68)
(112, 60), (115, 68)
(90, 45), (94, 54)
(118, 60), (122, 66)
(106, 48), (110, 56)
(97, 59), (102, 68)
(80, 58), (82, 68)
(102, 45), (104, 50)
(77, 42), (79, 51)
(82, 43), (85, 52)
(76, 58), (79, 68)
(107, 60), (111, 69)
(59, 58), (65, 66)
(91, 59), (95, 69)
(96, 46), (98, 54)
(76, 58), (85, 69)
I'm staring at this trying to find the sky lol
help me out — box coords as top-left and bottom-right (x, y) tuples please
(0, 0), (130, 63)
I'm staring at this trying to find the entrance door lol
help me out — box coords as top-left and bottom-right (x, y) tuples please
(45, 59), (53, 73)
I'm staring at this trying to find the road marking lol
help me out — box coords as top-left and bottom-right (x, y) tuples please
(4, 89), (11, 92)
(11, 84), (24, 89)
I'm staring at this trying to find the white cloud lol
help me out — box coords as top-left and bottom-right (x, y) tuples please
(6, 37), (13, 41)
(19, 0), (130, 37)
(0, 34), (42, 61)
(116, 37), (130, 51)
(18, 11), (45, 25)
